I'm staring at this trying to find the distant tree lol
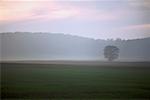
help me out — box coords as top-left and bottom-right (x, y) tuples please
(104, 45), (119, 61)
(115, 38), (122, 42)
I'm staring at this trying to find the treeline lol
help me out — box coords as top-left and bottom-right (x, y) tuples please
(1, 32), (150, 61)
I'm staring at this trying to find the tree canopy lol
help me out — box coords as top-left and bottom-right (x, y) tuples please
(104, 45), (119, 61)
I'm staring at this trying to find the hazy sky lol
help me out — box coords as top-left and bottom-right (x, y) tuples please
(0, 0), (150, 39)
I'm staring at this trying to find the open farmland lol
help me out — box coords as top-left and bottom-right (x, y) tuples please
(1, 61), (150, 99)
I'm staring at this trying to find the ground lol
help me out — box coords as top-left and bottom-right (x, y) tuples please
(1, 61), (150, 99)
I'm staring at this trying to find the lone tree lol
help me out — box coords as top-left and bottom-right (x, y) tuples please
(104, 45), (119, 61)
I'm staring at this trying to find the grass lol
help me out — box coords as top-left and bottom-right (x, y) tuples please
(1, 62), (150, 99)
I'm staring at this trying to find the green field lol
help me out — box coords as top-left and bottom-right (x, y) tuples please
(1, 62), (150, 99)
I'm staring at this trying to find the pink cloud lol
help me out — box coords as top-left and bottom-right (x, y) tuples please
(112, 24), (150, 39)
(119, 24), (150, 30)
(0, 1), (43, 22)
(0, 1), (81, 22)
(128, 0), (150, 8)
(0, 1), (119, 23)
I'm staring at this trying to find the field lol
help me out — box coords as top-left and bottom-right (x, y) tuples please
(1, 61), (150, 99)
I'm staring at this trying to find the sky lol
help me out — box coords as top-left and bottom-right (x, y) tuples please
(0, 0), (150, 39)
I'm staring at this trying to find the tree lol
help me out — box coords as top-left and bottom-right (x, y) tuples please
(104, 45), (119, 61)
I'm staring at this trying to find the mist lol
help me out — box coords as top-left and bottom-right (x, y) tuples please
(1, 32), (150, 62)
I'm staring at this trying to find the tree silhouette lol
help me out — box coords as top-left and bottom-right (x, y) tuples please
(104, 45), (119, 61)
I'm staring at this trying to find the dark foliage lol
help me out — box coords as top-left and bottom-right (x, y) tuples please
(104, 45), (119, 61)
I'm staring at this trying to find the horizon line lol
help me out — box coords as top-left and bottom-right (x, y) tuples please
(0, 31), (150, 41)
